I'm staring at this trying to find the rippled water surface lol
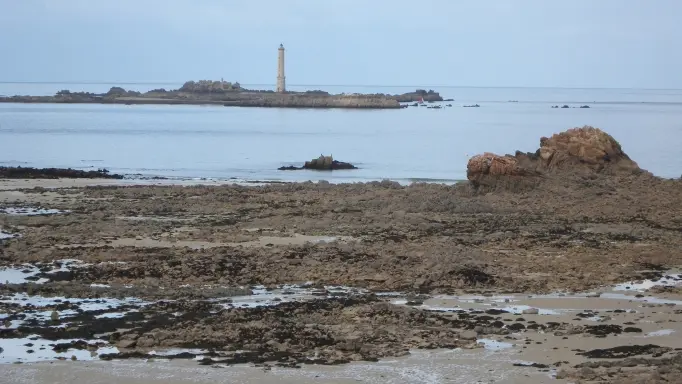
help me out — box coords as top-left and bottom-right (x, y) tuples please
(1, 85), (681, 182)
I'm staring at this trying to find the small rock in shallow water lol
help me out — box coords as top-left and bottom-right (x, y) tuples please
(522, 308), (539, 315)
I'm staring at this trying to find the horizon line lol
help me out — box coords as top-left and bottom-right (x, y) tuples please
(0, 81), (681, 92)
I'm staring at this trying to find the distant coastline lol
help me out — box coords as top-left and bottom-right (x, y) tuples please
(0, 80), (444, 110)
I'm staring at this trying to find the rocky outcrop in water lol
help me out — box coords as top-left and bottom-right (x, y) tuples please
(392, 89), (443, 102)
(0, 167), (124, 179)
(466, 126), (644, 191)
(0, 81), (402, 109)
(278, 155), (357, 171)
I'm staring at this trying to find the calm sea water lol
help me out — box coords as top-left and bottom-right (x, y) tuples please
(1, 84), (681, 183)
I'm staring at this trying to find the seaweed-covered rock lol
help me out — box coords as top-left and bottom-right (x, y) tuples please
(304, 155), (357, 170)
(578, 344), (670, 359)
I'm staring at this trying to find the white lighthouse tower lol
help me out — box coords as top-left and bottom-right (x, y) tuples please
(276, 44), (286, 93)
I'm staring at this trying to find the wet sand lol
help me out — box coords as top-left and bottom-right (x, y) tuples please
(0, 178), (251, 191)
(2, 349), (556, 384)
(4, 286), (681, 383)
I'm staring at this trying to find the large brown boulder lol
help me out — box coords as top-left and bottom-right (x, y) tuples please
(466, 153), (542, 190)
(466, 126), (642, 190)
(467, 153), (527, 178)
(535, 126), (639, 172)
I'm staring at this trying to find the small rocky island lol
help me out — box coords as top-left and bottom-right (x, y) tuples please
(278, 155), (357, 171)
(0, 166), (124, 179)
(391, 89), (443, 102)
(0, 80), (445, 110)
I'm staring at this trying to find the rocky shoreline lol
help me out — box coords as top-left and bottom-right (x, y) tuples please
(0, 81), (446, 110)
(1, 126), (682, 382)
(0, 93), (402, 110)
(0, 167), (123, 180)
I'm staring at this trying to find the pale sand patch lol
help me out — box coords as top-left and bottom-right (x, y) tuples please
(515, 326), (682, 367)
(115, 216), (194, 222)
(0, 178), (129, 190)
(56, 234), (354, 250)
(0, 190), (79, 205)
(0, 178), (268, 191)
(417, 291), (682, 367)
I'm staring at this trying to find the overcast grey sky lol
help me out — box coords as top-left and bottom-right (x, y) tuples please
(1, 0), (680, 88)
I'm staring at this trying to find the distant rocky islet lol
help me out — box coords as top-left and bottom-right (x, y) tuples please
(0, 80), (446, 110)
